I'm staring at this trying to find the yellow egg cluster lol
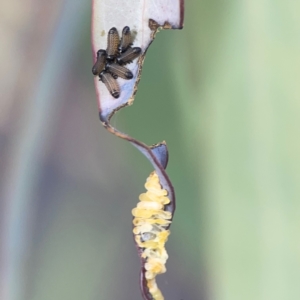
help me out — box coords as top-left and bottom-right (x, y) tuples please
(132, 171), (172, 300)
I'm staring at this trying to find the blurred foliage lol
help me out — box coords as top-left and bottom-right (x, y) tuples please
(1, 1), (300, 300)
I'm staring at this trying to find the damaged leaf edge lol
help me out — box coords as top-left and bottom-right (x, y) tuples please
(99, 18), (183, 124)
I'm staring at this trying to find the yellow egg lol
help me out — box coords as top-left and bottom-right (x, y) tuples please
(137, 201), (164, 210)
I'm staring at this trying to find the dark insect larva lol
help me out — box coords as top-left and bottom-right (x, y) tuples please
(106, 63), (133, 80)
(93, 26), (142, 98)
(117, 47), (142, 65)
(99, 71), (120, 98)
(106, 27), (120, 60)
(92, 49), (107, 75)
(119, 26), (133, 53)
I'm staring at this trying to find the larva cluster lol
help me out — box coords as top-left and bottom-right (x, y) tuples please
(92, 26), (142, 98)
(132, 171), (172, 300)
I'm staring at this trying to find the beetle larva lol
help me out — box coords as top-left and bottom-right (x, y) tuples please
(116, 47), (141, 65)
(92, 49), (107, 75)
(119, 26), (133, 53)
(106, 27), (120, 60)
(99, 71), (120, 98)
(106, 63), (133, 80)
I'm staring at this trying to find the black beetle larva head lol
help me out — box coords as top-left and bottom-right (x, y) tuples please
(106, 27), (120, 60)
(122, 26), (130, 34)
(92, 49), (107, 75)
(106, 63), (133, 80)
(99, 71), (120, 99)
(108, 27), (117, 34)
(97, 49), (106, 57)
(125, 71), (133, 79)
(119, 26), (133, 52)
(117, 47), (142, 65)
(111, 90), (120, 98)
(132, 47), (141, 54)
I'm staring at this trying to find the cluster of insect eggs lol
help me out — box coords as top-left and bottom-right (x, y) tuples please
(92, 26), (142, 98)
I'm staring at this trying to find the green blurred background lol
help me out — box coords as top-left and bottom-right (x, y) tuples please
(1, 1), (300, 300)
